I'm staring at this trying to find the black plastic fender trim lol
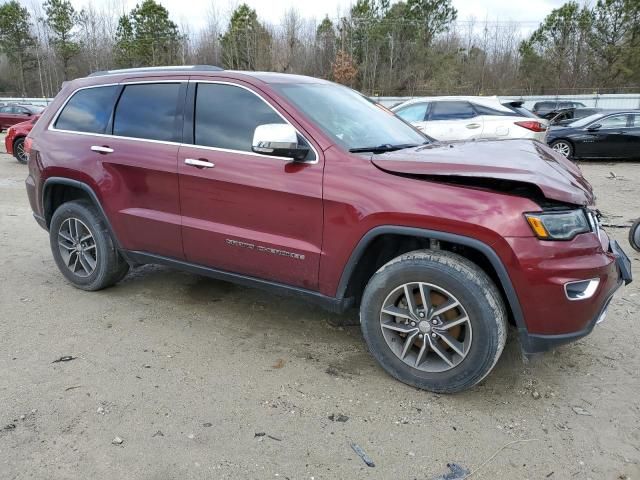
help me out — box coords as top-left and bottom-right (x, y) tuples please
(335, 225), (527, 333)
(42, 177), (122, 249)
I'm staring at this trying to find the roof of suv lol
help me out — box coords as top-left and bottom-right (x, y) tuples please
(78, 65), (330, 87)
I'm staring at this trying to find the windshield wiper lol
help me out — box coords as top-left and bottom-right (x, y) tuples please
(349, 143), (424, 154)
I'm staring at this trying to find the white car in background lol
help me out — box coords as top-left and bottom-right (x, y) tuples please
(391, 96), (549, 142)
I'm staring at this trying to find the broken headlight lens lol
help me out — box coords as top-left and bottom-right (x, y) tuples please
(525, 209), (591, 240)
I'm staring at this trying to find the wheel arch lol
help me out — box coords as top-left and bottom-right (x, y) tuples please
(12, 134), (25, 151)
(336, 226), (526, 332)
(42, 177), (121, 248)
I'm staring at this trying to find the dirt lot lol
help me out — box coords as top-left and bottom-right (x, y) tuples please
(0, 137), (639, 480)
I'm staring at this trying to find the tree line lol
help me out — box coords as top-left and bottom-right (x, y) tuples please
(0, 0), (639, 98)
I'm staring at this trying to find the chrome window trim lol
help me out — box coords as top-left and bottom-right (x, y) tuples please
(190, 79), (318, 163)
(48, 79), (319, 164)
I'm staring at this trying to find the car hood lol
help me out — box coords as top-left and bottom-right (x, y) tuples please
(370, 139), (594, 206)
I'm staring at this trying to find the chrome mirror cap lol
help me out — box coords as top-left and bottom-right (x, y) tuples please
(252, 123), (308, 160)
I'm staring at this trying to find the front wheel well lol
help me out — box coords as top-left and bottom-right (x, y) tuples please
(12, 135), (25, 150)
(341, 232), (516, 326)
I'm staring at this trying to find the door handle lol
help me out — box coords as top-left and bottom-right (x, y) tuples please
(465, 123), (481, 129)
(185, 158), (215, 168)
(90, 145), (114, 154)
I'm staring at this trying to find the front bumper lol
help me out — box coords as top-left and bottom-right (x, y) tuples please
(4, 130), (14, 155)
(505, 233), (632, 354)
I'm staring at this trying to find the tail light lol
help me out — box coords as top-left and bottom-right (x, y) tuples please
(24, 137), (33, 154)
(515, 121), (547, 132)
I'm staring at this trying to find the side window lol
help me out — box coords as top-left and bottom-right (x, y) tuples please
(430, 101), (476, 120)
(113, 83), (181, 142)
(0, 106), (11, 113)
(473, 104), (510, 116)
(55, 86), (119, 133)
(598, 115), (629, 129)
(396, 103), (428, 122)
(631, 114), (640, 127)
(194, 83), (285, 152)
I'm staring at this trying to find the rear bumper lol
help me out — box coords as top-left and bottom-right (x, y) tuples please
(505, 233), (632, 354)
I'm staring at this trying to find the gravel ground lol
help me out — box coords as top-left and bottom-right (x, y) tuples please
(1, 136), (639, 480)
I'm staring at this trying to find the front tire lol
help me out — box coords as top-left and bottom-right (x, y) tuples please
(50, 200), (129, 291)
(550, 139), (573, 158)
(360, 250), (507, 393)
(13, 137), (27, 164)
(630, 219), (640, 252)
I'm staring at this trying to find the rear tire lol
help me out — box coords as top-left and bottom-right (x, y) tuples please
(550, 139), (573, 158)
(360, 250), (507, 393)
(13, 137), (27, 164)
(630, 219), (640, 252)
(50, 200), (129, 291)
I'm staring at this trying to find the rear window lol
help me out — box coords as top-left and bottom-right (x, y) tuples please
(113, 83), (182, 142)
(505, 105), (538, 118)
(472, 103), (513, 116)
(430, 101), (476, 120)
(55, 86), (119, 134)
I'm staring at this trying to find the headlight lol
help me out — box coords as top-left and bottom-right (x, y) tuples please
(525, 209), (591, 240)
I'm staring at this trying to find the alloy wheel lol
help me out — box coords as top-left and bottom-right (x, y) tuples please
(552, 141), (571, 157)
(15, 140), (27, 163)
(57, 218), (98, 278)
(379, 282), (472, 373)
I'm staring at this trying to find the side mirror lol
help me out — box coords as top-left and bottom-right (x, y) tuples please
(587, 123), (601, 131)
(252, 124), (309, 161)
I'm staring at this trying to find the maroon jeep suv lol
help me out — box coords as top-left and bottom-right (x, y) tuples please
(25, 66), (632, 393)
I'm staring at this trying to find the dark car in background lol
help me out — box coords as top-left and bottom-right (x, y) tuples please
(549, 108), (613, 126)
(533, 100), (587, 119)
(0, 104), (44, 131)
(547, 110), (640, 159)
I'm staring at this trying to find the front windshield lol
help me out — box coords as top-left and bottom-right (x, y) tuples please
(568, 113), (603, 128)
(274, 83), (427, 150)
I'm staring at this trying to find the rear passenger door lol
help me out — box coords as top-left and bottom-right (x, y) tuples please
(52, 80), (187, 259)
(425, 101), (483, 141)
(177, 80), (324, 289)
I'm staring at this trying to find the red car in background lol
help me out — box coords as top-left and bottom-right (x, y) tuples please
(0, 104), (44, 130)
(5, 114), (40, 163)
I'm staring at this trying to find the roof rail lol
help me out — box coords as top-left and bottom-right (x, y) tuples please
(88, 65), (224, 77)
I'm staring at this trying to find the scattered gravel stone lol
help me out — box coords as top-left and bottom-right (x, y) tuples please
(112, 437), (123, 445)
(532, 390), (541, 400)
(328, 414), (349, 423)
(572, 406), (591, 416)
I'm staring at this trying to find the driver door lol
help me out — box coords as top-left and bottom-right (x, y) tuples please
(178, 80), (324, 289)
(583, 114), (630, 158)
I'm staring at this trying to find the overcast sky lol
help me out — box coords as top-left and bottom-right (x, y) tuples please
(53, 0), (577, 33)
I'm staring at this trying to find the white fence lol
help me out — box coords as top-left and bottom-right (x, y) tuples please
(0, 97), (53, 107)
(3, 93), (640, 111)
(372, 94), (640, 109)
